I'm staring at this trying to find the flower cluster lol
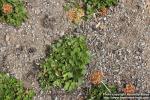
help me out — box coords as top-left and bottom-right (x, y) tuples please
(2, 3), (13, 14)
(67, 8), (84, 23)
(89, 70), (103, 85)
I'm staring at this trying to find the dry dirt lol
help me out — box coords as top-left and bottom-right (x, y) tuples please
(0, 0), (150, 100)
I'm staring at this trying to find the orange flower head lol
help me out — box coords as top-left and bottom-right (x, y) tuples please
(89, 70), (103, 85)
(123, 83), (135, 94)
(2, 3), (13, 14)
(99, 7), (108, 16)
(67, 8), (84, 23)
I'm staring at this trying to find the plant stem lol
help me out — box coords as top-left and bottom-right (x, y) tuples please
(101, 81), (118, 100)
(101, 81), (111, 93)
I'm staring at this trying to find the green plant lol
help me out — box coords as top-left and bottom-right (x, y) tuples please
(64, 0), (118, 20)
(83, 0), (118, 17)
(0, 72), (35, 100)
(86, 83), (117, 100)
(0, 0), (27, 27)
(38, 35), (90, 92)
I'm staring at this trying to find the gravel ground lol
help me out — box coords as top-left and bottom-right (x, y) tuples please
(74, 0), (150, 94)
(0, 0), (150, 100)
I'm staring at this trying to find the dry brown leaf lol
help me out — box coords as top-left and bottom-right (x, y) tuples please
(89, 70), (103, 85)
(2, 3), (13, 14)
(123, 83), (136, 94)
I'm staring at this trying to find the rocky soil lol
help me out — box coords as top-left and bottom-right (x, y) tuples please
(0, 0), (150, 100)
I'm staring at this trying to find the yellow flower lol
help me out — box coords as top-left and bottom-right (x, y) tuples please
(67, 8), (84, 23)
(2, 3), (13, 14)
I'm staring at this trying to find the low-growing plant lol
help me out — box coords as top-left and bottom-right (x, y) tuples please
(0, 72), (35, 100)
(83, 0), (118, 17)
(38, 35), (90, 92)
(82, 70), (118, 100)
(0, 0), (27, 26)
(64, 0), (85, 24)
(86, 83), (117, 100)
(64, 0), (118, 21)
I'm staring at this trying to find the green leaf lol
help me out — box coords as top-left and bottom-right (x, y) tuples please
(64, 81), (71, 91)
(53, 79), (62, 88)
(69, 81), (76, 91)
(63, 72), (73, 79)
(6, 0), (13, 3)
